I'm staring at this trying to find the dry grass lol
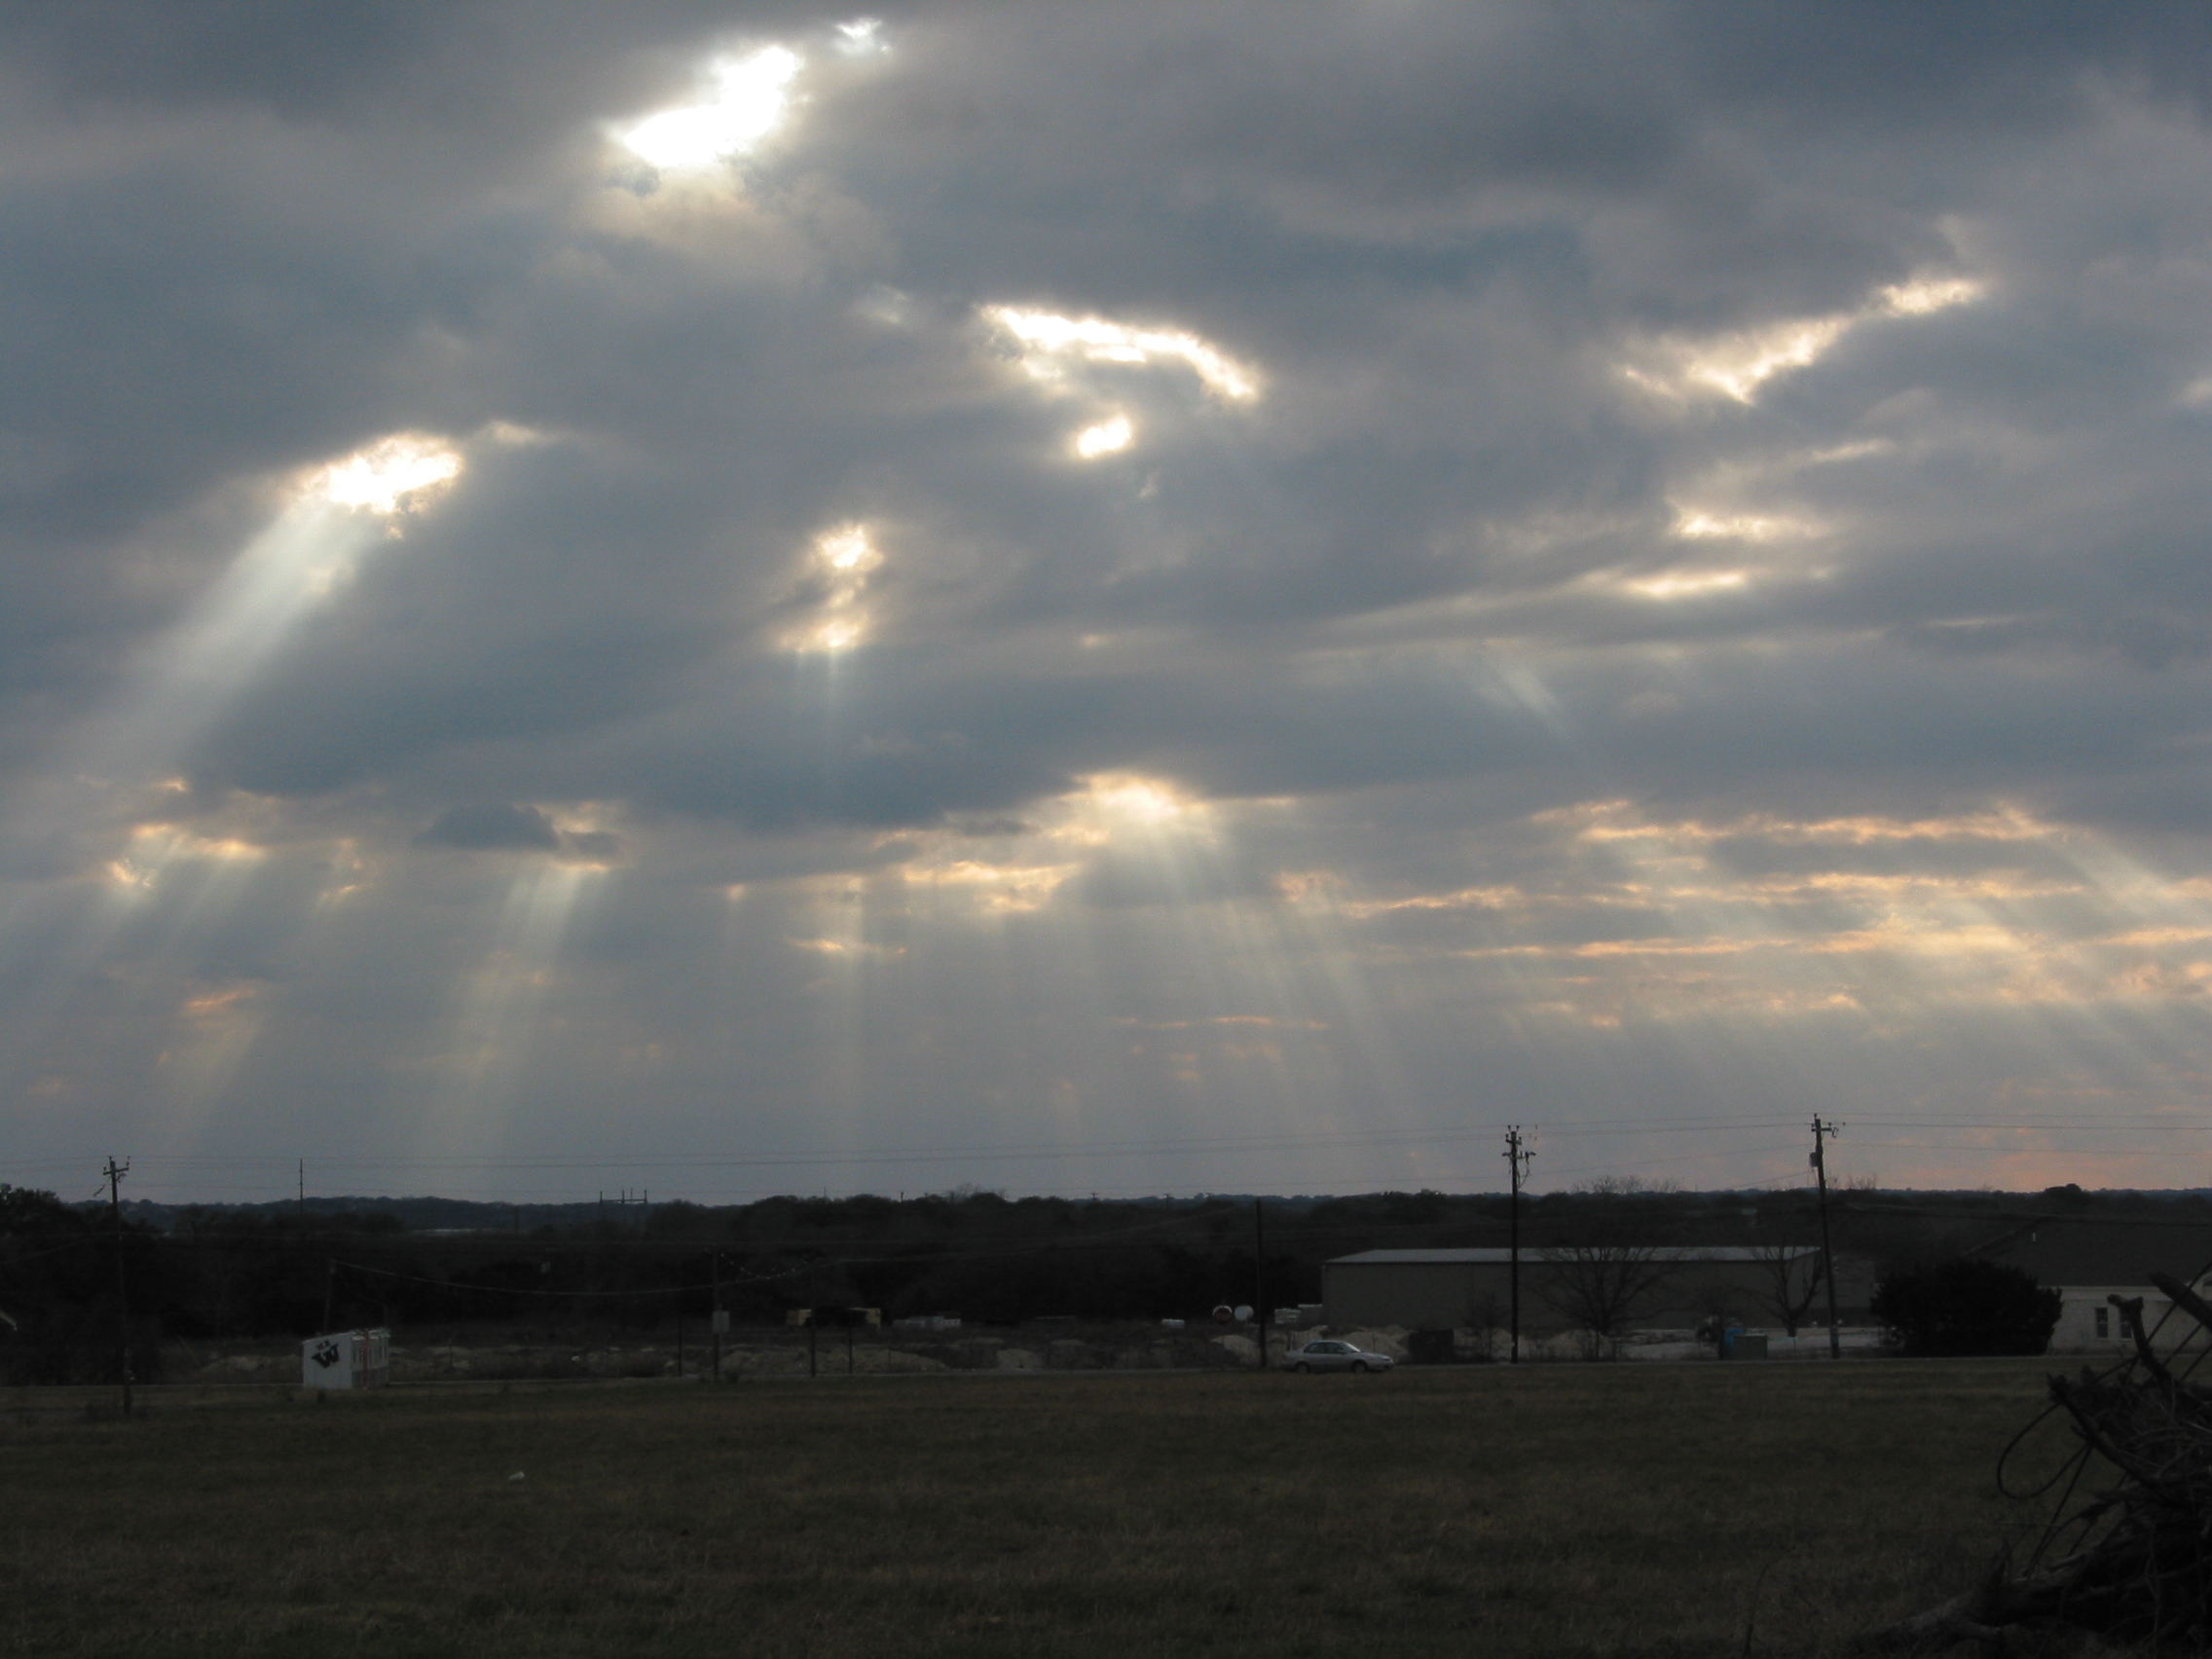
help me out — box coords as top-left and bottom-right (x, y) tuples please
(0, 1360), (2076, 1657)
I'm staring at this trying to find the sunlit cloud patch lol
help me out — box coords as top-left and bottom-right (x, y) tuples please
(105, 825), (269, 894)
(785, 522), (883, 652)
(984, 307), (1262, 401)
(833, 18), (886, 56)
(1073, 414), (1134, 459)
(614, 47), (803, 170)
(1620, 570), (1751, 600)
(1626, 273), (1985, 404)
(310, 433), (461, 514)
(1672, 509), (1814, 542)
(1310, 799), (2212, 1030)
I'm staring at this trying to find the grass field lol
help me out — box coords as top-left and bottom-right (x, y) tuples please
(0, 1361), (2089, 1657)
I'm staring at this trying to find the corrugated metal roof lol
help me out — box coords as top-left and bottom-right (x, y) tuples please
(1972, 1218), (2212, 1287)
(1328, 1246), (1818, 1265)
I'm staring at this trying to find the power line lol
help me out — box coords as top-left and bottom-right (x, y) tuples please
(14, 1109), (2197, 1181)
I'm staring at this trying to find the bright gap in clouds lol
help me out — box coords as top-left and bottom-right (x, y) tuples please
(985, 307), (1262, 401)
(1673, 510), (1799, 541)
(1074, 414), (1134, 458)
(834, 18), (885, 55)
(313, 433), (461, 513)
(1631, 273), (1987, 403)
(1624, 570), (1749, 600)
(787, 522), (881, 652)
(617, 47), (802, 169)
(1086, 775), (1192, 828)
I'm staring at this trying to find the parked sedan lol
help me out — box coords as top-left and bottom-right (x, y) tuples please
(1282, 1339), (1394, 1374)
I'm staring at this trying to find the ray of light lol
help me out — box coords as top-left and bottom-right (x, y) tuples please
(790, 871), (893, 1148)
(0, 434), (462, 1084)
(146, 979), (272, 1145)
(41, 431), (458, 814)
(1345, 793), (2212, 1183)
(424, 859), (605, 1158)
(881, 777), (1441, 1187)
(785, 521), (881, 653)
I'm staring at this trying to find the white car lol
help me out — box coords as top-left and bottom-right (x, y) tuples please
(1283, 1339), (1394, 1374)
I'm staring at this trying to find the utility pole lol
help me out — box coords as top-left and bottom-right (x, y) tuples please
(1810, 1116), (1844, 1360)
(323, 1259), (336, 1332)
(298, 1159), (306, 1227)
(1254, 1198), (1268, 1371)
(104, 1158), (131, 1419)
(1504, 1127), (1532, 1365)
(711, 1251), (724, 1384)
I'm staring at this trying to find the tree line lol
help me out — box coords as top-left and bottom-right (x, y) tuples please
(0, 1177), (2172, 1381)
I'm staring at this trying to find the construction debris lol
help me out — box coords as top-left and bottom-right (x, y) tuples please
(1871, 1270), (2212, 1650)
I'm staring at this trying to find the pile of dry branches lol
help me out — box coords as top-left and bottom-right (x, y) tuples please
(1873, 1271), (2212, 1650)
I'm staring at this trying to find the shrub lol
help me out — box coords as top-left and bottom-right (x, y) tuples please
(1405, 1328), (1456, 1365)
(1870, 1258), (2060, 1357)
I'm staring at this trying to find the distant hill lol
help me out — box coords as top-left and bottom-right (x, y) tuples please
(90, 1184), (2212, 1235)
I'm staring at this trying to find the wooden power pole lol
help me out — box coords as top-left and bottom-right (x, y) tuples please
(104, 1158), (131, 1418)
(1504, 1126), (1532, 1365)
(1810, 1116), (1844, 1359)
(1254, 1198), (1268, 1370)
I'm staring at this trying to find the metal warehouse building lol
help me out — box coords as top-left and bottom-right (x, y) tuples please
(1321, 1246), (1832, 1333)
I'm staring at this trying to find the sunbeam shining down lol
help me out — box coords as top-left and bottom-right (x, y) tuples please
(0, 433), (461, 1139)
(430, 856), (607, 1157)
(89, 435), (456, 785)
(98, 434), (458, 783)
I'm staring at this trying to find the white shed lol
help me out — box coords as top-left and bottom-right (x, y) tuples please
(301, 1327), (391, 1389)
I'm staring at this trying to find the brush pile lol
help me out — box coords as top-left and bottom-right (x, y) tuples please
(1872, 1271), (2212, 1650)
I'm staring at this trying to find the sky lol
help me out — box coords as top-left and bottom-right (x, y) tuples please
(8, 3), (2212, 1204)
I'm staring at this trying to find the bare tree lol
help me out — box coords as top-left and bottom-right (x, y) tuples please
(1573, 1174), (1682, 1198)
(1468, 1292), (1505, 1362)
(1538, 1245), (1678, 1359)
(1751, 1244), (1825, 1337)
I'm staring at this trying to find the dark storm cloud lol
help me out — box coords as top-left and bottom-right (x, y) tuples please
(416, 803), (561, 851)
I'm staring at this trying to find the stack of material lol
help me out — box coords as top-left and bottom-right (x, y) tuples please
(1874, 1271), (2212, 1650)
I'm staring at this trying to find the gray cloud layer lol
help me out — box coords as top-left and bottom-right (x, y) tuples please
(4, 3), (2212, 1199)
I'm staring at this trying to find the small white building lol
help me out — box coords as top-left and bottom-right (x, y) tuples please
(2046, 1283), (2212, 1352)
(1972, 1217), (2212, 1354)
(301, 1327), (391, 1389)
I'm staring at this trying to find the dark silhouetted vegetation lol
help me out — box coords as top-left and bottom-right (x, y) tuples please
(2, 1177), (2197, 1366)
(1869, 1258), (2062, 1356)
